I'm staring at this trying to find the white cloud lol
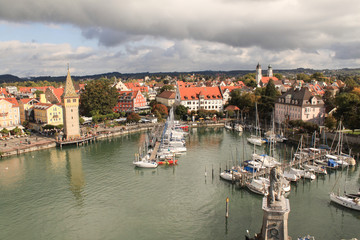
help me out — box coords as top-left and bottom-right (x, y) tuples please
(0, 0), (360, 75)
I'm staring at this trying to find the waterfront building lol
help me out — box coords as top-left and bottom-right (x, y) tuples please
(18, 98), (39, 124)
(0, 98), (20, 129)
(274, 87), (325, 126)
(114, 90), (147, 113)
(33, 103), (63, 126)
(61, 69), (80, 140)
(156, 91), (176, 107)
(175, 86), (223, 111)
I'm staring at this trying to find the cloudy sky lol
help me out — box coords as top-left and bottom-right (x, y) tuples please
(0, 0), (359, 77)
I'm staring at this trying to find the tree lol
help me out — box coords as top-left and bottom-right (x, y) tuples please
(296, 73), (310, 82)
(274, 73), (283, 80)
(80, 79), (118, 116)
(323, 90), (336, 113)
(152, 103), (168, 118)
(334, 92), (360, 131)
(175, 105), (188, 120)
(258, 80), (280, 122)
(324, 115), (337, 130)
(159, 85), (175, 93)
(126, 112), (140, 123)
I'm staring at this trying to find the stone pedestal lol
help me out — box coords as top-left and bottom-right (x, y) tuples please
(259, 196), (290, 240)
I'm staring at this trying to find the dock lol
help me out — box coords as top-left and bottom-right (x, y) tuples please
(233, 152), (330, 187)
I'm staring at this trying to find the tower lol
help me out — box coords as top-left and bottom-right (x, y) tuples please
(268, 64), (273, 78)
(61, 67), (80, 140)
(256, 63), (262, 86)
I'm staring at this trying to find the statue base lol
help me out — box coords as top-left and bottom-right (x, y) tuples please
(259, 196), (290, 240)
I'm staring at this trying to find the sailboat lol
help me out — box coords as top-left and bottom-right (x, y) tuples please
(247, 103), (266, 146)
(330, 167), (360, 211)
(133, 153), (158, 168)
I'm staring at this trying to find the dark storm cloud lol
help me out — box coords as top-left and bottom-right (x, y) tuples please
(0, 0), (359, 51)
(332, 42), (360, 60)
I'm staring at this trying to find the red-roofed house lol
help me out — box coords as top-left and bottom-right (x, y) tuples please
(156, 91), (176, 107)
(0, 98), (20, 129)
(175, 86), (223, 111)
(114, 90), (147, 113)
(18, 98), (40, 124)
(45, 87), (64, 104)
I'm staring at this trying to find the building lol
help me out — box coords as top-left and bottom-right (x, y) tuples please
(61, 69), (80, 140)
(114, 90), (147, 113)
(33, 103), (63, 126)
(18, 98), (39, 124)
(220, 86), (243, 104)
(156, 91), (176, 107)
(0, 98), (20, 129)
(256, 63), (279, 87)
(175, 86), (223, 112)
(274, 87), (325, 126)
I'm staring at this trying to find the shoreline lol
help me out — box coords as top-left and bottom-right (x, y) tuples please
(0, 122), (225, 158)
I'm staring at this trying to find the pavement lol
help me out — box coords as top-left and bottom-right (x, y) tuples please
(0, 134), (55, 154)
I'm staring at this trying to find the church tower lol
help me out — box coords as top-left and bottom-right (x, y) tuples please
(61, 67), (80, 140)
(268, 64), (273, 78)
(256, 62), (262, 86)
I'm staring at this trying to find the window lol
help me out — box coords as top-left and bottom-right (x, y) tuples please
(73, 99), (76, 103)
(67, 99), (71, 103)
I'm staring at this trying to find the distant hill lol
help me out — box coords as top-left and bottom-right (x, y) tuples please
(1, 68), (359, 83)
(0, 74), (23, 83)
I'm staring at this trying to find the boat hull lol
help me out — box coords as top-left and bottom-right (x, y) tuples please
(330, 193), (360, 211)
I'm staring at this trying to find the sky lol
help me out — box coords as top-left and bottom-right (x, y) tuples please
(0, 0), (360, 77)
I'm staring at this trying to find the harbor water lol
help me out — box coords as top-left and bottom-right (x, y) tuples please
(0, 128), (359, 240)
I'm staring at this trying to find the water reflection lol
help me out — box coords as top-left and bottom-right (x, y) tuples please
(0, 158), (25, 188)
(65, 149), (85, 204)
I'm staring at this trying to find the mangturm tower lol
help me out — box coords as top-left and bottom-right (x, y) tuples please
(61, 67), (80, 140)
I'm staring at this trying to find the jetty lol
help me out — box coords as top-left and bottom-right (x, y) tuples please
(232, 151), (329, 187)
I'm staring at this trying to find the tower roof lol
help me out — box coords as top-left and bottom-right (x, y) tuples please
(256, 62), (261, 68)
(62, 69), (78, 98)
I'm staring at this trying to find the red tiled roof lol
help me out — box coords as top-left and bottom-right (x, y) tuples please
(18, 86), (55, 93)
(261, 77), (279, 84)
(4, 98), (19, 107)
(0, 88), (8, 95)
(220, 86), (242, 92)
(52, 88), (64, 103)
(19, 98), (34, 104)
(225, 105), (240, 111)
(178, 87), (223, 101)
(157, 91), (176, 99)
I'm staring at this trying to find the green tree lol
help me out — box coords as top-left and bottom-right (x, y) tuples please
(159, 85), (175, 93)
(324, 115), (337, 130)
(334, 92), (360, 131)
(79, 79), (118, 116)
(175, 105), (188, 120)
(322, 90), (336, 113)
(274, 73), (283, 80)
(258, 80), (280, 121)
(296, 73), (310, 82)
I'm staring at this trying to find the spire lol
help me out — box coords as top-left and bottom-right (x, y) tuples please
(62, 67), (78, 98)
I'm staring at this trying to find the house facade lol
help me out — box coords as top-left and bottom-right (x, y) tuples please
(175, 86), (223, 112)
(33, 103), (63, 126)
(156, 91), (176, 107)
(114, 90), (147, 113)
(0, 98), (20, 129)
(18, 98), (39, 124)
(274, 88), (325, 126)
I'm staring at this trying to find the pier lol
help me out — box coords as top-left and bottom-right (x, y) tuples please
(232, 151), (330, 187)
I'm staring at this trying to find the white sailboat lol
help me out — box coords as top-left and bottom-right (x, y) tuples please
(247, 103), (265, 146)
(133, 154), (158, 168)
(330, 167), (360, 211)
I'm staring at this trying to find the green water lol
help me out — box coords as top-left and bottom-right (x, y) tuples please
(0, 128), (359, 240)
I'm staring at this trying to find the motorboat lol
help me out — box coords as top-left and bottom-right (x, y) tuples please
(234, 123), (243, 132)
(246, 178), (269, 196)
(133, 154), (158, 168)
(247, 135), (266, 146)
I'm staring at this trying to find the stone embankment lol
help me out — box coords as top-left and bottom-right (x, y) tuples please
(0, 123), (160, 158)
